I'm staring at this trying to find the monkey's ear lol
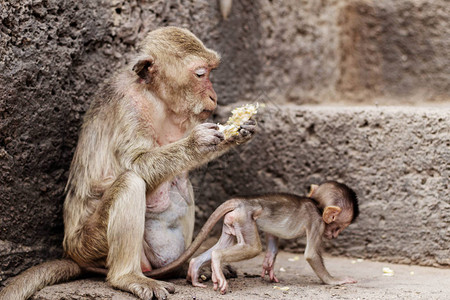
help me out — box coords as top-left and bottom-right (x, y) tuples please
(308, 184), (319, 197)
(132, 58), (155, 84)
(322, 206), (342, 224)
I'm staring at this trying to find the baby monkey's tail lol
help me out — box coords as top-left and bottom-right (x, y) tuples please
(0, 258), (82, 300)
(146, 199), (240, 278)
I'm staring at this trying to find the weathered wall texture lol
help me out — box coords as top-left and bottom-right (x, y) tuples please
(0, 0), (449, 285)
(252, 0), (450, 105)
(192, 105), (450, 267)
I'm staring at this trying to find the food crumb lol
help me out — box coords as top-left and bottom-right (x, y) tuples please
(273, 286), (290, 291)
(382, 267), (394, 276)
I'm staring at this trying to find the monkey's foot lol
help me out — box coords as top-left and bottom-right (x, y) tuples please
(187, 259), (207, 288)
(198, 264), (237, 281)
(261, 268), (279, 283)
(212, 269), (228, 294)
(109, 274), (175, 300)
(192, 281), (207, 288)
(261, 253), (279, 283)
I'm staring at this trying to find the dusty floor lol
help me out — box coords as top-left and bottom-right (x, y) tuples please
(31, 251), (450, 300)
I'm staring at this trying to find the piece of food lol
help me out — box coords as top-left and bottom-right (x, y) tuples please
(218, 103), (261, 139)
(382, 267), (394, 276)
(273, 286), (290, 291)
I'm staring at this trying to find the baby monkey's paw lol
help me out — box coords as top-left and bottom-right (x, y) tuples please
(261, 253), (279, 283)
(261, 266), (279, 283)
(327, 276), (357, 285)
(191, 123), (224, 153)
(212, 268), (228, 294)
(187, 258), (207, 288)
(196, 264), (237, 282)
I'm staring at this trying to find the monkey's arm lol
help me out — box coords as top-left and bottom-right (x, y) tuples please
(304, 223), (356, 285)
(130, 123), (223, 190)
(261, 234), (279, 282)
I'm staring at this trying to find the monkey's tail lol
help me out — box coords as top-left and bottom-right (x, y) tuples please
(146, 199), (240, 278)
(0, 258), (82, 300)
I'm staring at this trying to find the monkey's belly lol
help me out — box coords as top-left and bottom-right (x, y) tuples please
(257, 217), (307, 240)
(143, 176), (194, 269)
(143, 219), (186, 268)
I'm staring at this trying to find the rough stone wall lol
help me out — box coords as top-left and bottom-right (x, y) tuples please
(336, 0), (450, 103)
(257, 0), (450, 105)
(0, 0), (449, 285)
(192, 105), (450, 267)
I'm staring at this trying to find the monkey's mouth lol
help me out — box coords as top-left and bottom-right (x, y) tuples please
(199, 109), (214, 119)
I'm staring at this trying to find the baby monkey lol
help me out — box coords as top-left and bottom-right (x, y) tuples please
(147, 181), (359, 293)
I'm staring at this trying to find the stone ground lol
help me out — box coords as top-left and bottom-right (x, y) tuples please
(32, 251), (450, 300)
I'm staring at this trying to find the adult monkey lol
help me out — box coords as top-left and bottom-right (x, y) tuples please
(0, 27), (256, 300)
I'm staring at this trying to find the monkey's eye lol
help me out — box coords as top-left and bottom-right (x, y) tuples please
(195, 68), (207, 77)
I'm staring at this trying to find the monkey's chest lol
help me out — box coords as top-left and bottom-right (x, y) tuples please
(145, 175), (192, 214)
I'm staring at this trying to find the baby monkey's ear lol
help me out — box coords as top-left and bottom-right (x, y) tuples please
(308, 184), (319, 198)
(322, 206), (342, 224)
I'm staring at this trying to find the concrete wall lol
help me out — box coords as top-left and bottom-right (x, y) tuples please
(0, 0), (449, 284)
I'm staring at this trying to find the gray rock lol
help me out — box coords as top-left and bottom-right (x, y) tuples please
(192, 105), (450, 267)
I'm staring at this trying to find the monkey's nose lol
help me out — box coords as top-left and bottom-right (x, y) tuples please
(209, 89), (218, 104)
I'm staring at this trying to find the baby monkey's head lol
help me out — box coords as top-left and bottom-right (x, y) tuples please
(308, 181), (359, 239)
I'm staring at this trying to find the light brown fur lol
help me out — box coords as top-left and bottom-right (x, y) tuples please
(144, 181), (359, 294)
(0, 27), (255, 300)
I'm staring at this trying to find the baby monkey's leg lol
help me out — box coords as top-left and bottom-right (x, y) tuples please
(187, 226), (235, 288)
(210, 209), (262, 294)
(261, 234), (279, 282)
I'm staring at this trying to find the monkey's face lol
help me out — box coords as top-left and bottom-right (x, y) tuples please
(324, 222), (348, 239)
(152, 58), (219, 123)
(135, 27), (221, 123)
(188, 61), (218, 120)
(323, 211), (352, 239)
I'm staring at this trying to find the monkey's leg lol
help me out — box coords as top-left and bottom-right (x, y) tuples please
(210, 214), (262, 294)
(90, 171), (175, 300)
(261, 234), (279, 282)
(187, 225), (235, 288)
(304, 225), (356, 285)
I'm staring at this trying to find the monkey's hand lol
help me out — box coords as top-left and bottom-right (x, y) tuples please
(325, 276), (357, 285)
(261, 251), (279, 283)
(190, 123), (225, 154)
(222, 119), (257, 145)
